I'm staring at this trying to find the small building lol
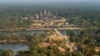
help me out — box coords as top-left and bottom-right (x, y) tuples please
(95, 47), (100, 52)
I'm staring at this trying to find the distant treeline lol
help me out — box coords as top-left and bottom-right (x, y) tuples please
(0, 6), (100, 30)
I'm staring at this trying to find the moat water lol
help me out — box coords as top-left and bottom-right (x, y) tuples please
(0, 44), (29, 54)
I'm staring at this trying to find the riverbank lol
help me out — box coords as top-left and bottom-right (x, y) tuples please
(0, 27), (81, 32)
(0, 39), (28, 44)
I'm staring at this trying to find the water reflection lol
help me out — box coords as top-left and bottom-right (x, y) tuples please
(0, 44), (29, 54)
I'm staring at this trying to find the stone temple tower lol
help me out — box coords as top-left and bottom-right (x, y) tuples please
(40, 11), (43, 17)
(48, 11), (51, 16)
(44, 10), (47, 15)
(35, 14), (39, 19)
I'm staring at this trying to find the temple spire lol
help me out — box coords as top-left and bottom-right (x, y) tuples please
(40, 11), (43, 17)
(48, 11), (51, 16)
(44, 9), (47, 15)
(35, 14), (39, 19)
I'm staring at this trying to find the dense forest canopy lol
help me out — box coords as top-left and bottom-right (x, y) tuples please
(0, 5), (100, 30)
(0, 2), (100, 56)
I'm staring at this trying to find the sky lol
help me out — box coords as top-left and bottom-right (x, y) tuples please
(0, 0), (100, 3)
(0, 0), (100, 6)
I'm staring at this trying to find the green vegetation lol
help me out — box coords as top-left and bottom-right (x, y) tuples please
(0, 7), (100, 30)
(0, 6), (100, 56)
(17, 33), (100, 56)
(0, 49), (14, 56)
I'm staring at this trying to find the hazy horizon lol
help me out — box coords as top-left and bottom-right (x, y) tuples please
(0, 0), (100, 4)
(0, 0), (100, 7)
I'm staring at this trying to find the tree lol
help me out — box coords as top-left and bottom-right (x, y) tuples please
(0, 49), (3, 56)
(3, 50), (14, 56)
